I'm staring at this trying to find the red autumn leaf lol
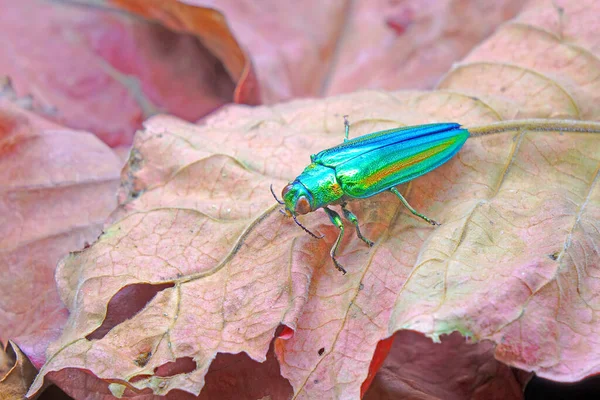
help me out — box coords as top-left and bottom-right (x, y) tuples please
(0, 0), (257, 147)
(0, 101), (121, 369)
(363, 331), (523, 400)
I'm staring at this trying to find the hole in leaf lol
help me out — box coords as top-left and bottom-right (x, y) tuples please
(129, 374), (153, 383)
(37, 383), (72, 400)
(201, 341), (293, 399)
(86, 282), (173, 340)
(277, 325), (294, 340)
(318, 347), (325, 356)
(155, 357), (195, 377)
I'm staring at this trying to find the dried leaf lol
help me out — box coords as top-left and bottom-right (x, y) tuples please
(29, 85), (600, 398)
(23, 0), (600, 398)
(0, 341), (38, 400)
(0, 102), (121, 369)
(439, 0), (600, 120)
(363, 331), (522, 400)
(190, 0), (523, 103)
(326, 0), (524, 96)
(0, 0), (256, 146)
(110, 0), (260, 106)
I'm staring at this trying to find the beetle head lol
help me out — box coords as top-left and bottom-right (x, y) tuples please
(282, 182), (313, 216)
(270, 182), (323, 239)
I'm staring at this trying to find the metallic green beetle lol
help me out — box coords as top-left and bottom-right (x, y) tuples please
(272, 117), (469, 274)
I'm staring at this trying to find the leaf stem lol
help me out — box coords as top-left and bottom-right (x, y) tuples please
(468, 119), (600, 138)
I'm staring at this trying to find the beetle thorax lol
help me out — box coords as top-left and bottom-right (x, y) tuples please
(283, 163), (345, 214)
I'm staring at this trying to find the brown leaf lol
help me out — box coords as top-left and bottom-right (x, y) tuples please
(0, 341), (38, 400)
(0, 102), (121, 370)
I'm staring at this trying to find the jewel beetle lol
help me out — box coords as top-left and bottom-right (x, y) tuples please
(272, 116), (469, 274)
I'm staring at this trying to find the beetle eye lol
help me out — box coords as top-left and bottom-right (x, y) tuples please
(295, 196), (311, 215)
(282, 184), (293, 198)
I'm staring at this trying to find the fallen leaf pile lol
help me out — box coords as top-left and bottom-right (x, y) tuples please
(1, 0), (600, 399)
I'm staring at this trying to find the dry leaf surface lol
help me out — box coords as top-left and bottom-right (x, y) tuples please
(439, 0), (600, 121)
(325, 0), (523, 96)
(0, 102), (122, 369)
(13, 0), (600, 398)
(30, 83), (600, 398)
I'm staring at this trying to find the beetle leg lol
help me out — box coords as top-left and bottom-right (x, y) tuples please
(343, 115), (350, 142)
(389, 187), (440, 226)
(340, 204), (374, 247)
(323, 207), (347, 274)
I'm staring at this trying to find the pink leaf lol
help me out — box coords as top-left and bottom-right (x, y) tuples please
(0, 102), (121, 369)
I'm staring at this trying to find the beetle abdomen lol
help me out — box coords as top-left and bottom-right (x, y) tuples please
(334, 126), (469, 198)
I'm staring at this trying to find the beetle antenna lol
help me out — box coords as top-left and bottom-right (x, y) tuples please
(272, 184), (323, 239)
(292, 214), (324, 239)
(270, 184), (285, 204)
